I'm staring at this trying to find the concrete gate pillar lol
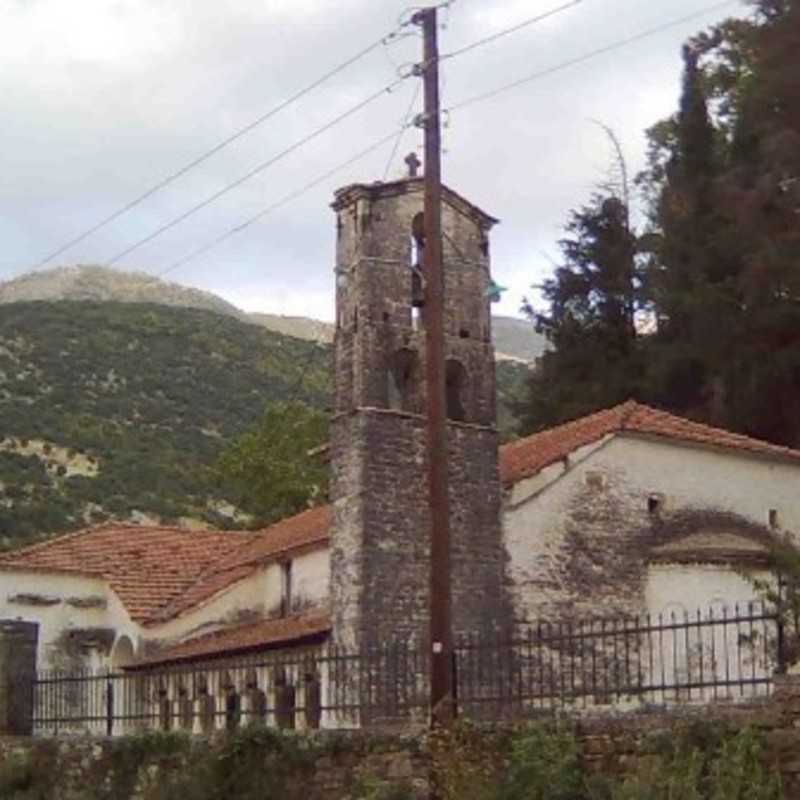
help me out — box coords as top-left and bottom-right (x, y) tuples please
(0, 620), (39, 735)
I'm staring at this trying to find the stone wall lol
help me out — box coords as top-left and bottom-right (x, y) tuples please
(0, 730), (428, 800)
(6, 678), (800, 799)
(331, 409), (511, 650)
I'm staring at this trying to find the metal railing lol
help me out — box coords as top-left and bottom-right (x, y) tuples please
(32, 643), (430, 736)
(455, 602), (781, 716)
(30, 604), (785, 735)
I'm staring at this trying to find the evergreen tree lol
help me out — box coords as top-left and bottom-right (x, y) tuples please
(517, 1), (800, 444)
(642, 43), (744, 422)
(516, 192), (642, 432)
(719, 0), (800, 444)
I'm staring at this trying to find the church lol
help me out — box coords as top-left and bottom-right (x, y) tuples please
(1, 171), (799, 729)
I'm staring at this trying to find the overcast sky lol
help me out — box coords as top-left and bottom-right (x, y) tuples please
(1, 0), (748, 321)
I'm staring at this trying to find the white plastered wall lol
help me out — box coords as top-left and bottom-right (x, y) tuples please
(646, 563), (769, 617)
(0, 570), (140, 670)
(504, 433), (800, 625)
(145, 546), (331, 645)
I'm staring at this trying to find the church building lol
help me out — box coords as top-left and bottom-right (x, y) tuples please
(1, 168), (799, 731)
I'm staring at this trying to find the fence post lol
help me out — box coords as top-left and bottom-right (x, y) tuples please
(0, 620), (39, 735)
(106, 674), (114, 736)
(451, 645), (459, 719)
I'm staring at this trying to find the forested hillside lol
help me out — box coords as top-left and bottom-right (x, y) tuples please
(0, 301), (529, 546)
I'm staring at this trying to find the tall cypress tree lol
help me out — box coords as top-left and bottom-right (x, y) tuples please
(643, 43), (743, 421)
(718, 0), (800, 444)
(515, 193), (642, 432)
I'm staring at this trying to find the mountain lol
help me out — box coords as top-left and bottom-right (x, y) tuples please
(0, 300), (530, 548)
(0, 265), (245, 319)
(492, 317), (547, 362)
(0, 266), (546, 361)
(247, 313), (334, 345)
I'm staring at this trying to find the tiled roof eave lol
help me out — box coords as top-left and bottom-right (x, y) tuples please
(127, 629), (331, 670)
(0, 563), (105, 580)
(128, 613), (332, 669)
(618, 429), (800, 467)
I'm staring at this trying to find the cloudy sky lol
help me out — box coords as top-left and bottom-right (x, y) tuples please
(1, 0), (748, 321)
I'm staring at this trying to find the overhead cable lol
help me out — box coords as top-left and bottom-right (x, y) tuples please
(441, 0), (583, 61)
(383, 81), (423, 181)
(445, 0), (741, 113)
(31, 30), (406, 271)
(159, 126), (411, 279)
(106, 77), (407, 267)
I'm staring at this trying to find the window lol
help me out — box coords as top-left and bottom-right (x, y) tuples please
(445, 359), (467, 422)
(281, 560), (293, 616)
(157, 682), (172, 731)
(246, 670), (268, 722)
(304, 667), (322, 730)
(197, 680), (216, 733)
(274, 668), (296, 730)
(411, 213), (425, 267)
(648, 495), (663, 514)
(411, 213), (425, 310)
(225, 688), (241, 731)
(178, 684), (193, 730)
(769, 509), (779, 529)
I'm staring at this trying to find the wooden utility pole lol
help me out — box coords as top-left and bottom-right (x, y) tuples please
(412, 5), (453, 727)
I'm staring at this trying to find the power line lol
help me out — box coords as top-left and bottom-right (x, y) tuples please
(31, 30), (406, 271)
(158, 126), (410, 279)
(106, 77), (408, 267)
(383, 81), (423, 180)
(445, 0), (741, 114)
(441, 0), (583, 61)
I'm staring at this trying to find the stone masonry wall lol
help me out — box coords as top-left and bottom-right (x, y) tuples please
(331, 409), (512, 651)
(6, 677), (800, 799)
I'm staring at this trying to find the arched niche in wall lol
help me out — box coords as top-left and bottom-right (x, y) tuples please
(645, 527), (771, 620)
(387, 348), (419, 413)
(445, 359), (467, 422)
(110, 635), (135, 670)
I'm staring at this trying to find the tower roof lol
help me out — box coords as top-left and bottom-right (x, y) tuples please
(332, 176), (499, 229)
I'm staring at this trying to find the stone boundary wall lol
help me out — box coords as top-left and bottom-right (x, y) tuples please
(3, 677), (800, 799)
(0, 730), (430, 800)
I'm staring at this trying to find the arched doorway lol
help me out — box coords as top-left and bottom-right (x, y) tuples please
(110, 635), (135, 670)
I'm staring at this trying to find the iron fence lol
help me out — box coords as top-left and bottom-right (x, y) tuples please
(456, 602), (782, 716)
(32, 643), (430, 736)
(30, 603), (785, 735)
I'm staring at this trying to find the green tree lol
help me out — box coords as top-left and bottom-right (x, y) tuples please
(516, 191), (643, 432)
(641, 2), (800, 443)
(216, 400), (329, 525)
(640, 41), (743, 421)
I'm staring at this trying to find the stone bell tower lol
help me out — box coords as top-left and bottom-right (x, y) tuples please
(329, 163), (512, 651)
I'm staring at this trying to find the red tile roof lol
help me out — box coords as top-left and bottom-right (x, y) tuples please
(0, 525), (258, 623)
(154, 505), (331, 623)
(499, 400), (800, 486)
(129, 610), (331, 668)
